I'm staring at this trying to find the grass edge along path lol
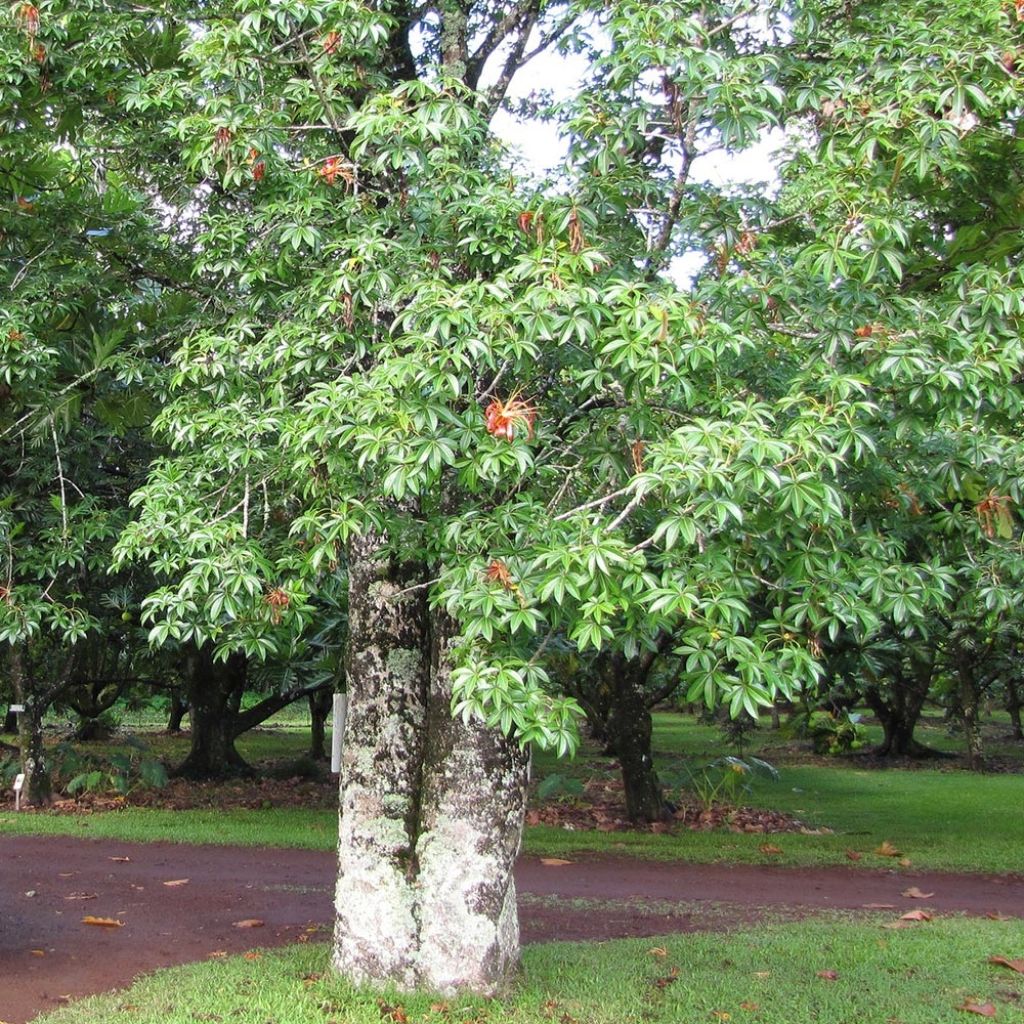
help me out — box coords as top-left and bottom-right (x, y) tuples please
(31, 916), (1024, 1024)
(3, 760), (1024, 874)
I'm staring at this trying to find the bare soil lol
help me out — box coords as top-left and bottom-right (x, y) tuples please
(2, 835), (1022, 1024)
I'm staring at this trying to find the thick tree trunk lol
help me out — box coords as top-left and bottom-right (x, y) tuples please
(333, 531), (528, 995)
(175, 646), (249, 779)
(865, 656), (936, 757)
(309, 688), (332, 760)
(166, 690), (189, 733)
(415, 615), (529, 994)
(2, 707), (17, 734)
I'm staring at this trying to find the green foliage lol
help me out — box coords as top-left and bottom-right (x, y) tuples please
(55, 737), (168, 798)
(684, 755), (779, 812)
(5, 0), (1024, 769)
(792, 709), (868, 756)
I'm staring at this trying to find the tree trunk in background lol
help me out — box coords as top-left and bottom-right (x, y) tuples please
(175, 645), (249, 778)
(333, 531), (528, 995)
(11, 647), (52, 806)
(166, 690), (189, 733)
(1005, 677), (1023, 741)
(865, 655), (936, 757)
(599, 648), (668, 824)
(308, 688), (332, 760)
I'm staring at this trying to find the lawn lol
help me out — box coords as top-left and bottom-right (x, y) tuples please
(2, 709), (1022, 874)
(32, 917), (1024, 1024)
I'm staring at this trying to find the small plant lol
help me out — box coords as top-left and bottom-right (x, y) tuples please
(536, 772), (585, 802)
(61, 735), (168, 798)
(685, 756), (779, 812)
(796, 709), (867, 755)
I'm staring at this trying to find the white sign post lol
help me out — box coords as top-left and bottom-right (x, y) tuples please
(13, 773), (24, 812)
(330, 693), (348, 774)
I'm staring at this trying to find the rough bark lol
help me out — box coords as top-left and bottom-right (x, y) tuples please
(415, 614), (529, 994)
(333, 529), (432, 989)
(333, 531), (529, 995)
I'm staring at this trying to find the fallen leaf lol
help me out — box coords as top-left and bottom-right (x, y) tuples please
(82, 916), (124, 928)
(753, 971), (770, 979)
(863, 903), (897, 910)
(23, 890), (36, 898)
(989, 956), (1024, 975)
(986, 913), (1009, 921)
(759, 844), (782, 856)
(648, 947), (668, 958)
(301, 973), (322, 985)
(901, 887), (934, 899)
(739, 1002), (760, 1012)
(64, 892), (97, 901)
(233, 918), (264, 929)
(845, 849), (862, 861)
(243, 952), (262, 961)
(108, 856), (131, 863)
(875, 841), (901, 857)
(208, 950), (227, 959)
(30, 949), (45, 957)
(540, 858), (572, 866)
(817, 970), (839, 981)
(898, 858), (912, 868)
(958, 1000), (997, 1017)
(900, 910), (933, 922)
(163, 879), (190, 887)
(378, 1001), (408, 1024)
(711, 1013), (731, 1022)
(429, 1002), (450, 1014)
(58, 872), (75, 878)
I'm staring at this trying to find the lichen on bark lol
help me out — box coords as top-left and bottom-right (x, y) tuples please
(333, 533), (529, 996)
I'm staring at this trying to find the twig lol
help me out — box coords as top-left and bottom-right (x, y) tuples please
(50, 417), (69, 539)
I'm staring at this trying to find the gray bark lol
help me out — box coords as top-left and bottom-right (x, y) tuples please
(333, 531), (528, 996)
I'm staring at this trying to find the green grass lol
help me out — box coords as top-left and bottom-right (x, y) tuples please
(4, 710), (1021, 874)
(0, 806), (337, 848)
(525, 762), (1024, 874)
(33, 917), (1024, 1024)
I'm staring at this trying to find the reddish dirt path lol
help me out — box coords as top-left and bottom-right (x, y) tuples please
(2, 835), (1022, 1024)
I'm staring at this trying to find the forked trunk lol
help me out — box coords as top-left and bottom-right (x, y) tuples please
(333, 531), (528, 995)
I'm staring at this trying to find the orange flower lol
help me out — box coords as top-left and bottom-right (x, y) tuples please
(484, 394), (536, 441)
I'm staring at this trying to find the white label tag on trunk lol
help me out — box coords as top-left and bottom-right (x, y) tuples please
(13, 774), (24, 792)
(9, 704), (24, 713)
